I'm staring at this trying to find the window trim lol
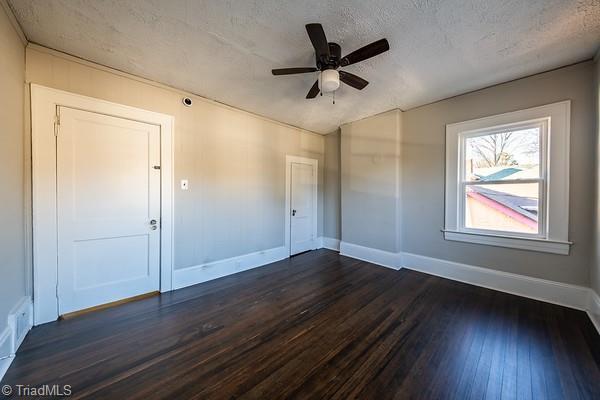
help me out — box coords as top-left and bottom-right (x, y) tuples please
(444, 101), (572, 255)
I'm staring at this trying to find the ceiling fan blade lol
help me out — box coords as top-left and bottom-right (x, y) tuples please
(306, 23), (330, 61)
(272, 67), (318, 75)
(340, 38), (389, 67)
(339, 71), (369, 90)
(306, 80), (320, 99)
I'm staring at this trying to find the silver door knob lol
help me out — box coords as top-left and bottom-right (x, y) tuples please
(150, 219), (157, 225)
(150, 225), (157, 230)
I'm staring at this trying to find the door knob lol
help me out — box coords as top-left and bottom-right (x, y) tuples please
(150, 225), (157, 230)
(150, 219), (157, 225)
(292, 209), (296, 216)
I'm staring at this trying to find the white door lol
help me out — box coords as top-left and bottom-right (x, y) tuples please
(56, 107), (161, 314)
(290, 162), (316, 255)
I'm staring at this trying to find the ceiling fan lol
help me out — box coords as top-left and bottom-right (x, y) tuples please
(272, 23), (389, 99)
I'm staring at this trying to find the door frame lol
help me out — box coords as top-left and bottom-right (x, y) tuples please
(31, 84), (175, 325)
(285, 155), (318, 256)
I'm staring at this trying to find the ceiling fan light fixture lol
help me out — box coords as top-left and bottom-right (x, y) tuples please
(319, 69), (340, 93)
(271, 23), (389, 99)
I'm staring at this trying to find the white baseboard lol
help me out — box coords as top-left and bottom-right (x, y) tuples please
(588, 290), (600, 334)
(173, 246), (289, 290)
(174, 237), (346, 291)
(1, 296), (33, 382)
(0, 327), (15, 381)
(339, 241), (401, 270)
(0, 327), (15, 383)
(319, 237), (341, 251)
(336, 243), (599, 335)
(401, 252), (590, 311)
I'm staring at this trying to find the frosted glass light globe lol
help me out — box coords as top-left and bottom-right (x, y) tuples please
(319, 69), (340, 92)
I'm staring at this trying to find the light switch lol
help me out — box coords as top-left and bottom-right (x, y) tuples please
(181, 179), (189, 190)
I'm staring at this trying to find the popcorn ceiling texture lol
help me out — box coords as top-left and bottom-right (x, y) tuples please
(9, 0), (600, 133)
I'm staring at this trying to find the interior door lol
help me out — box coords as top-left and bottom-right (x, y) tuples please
(56, 107), (161, 314)
(290, 162), (316, 255)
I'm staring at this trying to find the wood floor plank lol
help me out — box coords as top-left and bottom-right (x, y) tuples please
(498, 294), (521, 400)
(1, 249), (599, 399)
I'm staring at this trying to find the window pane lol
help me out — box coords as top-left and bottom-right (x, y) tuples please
(465, 127), (540, 181)
(465, 183), (539, 234)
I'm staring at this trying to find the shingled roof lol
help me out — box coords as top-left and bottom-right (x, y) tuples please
(469, 185), (538, 222)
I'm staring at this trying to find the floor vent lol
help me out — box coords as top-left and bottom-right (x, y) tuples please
(8, 297), (32, 354)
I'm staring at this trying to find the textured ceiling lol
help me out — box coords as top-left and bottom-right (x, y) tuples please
(9, 0), (600, 133)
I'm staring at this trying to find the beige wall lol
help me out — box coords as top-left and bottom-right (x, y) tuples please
(341, 110), (402, 253)
(0, 7), (26, 339)
(323, 130), (341, 239)
(26, 46), (325, 271)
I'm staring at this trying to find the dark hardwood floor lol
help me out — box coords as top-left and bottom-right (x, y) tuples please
(2, 249), (600, 399)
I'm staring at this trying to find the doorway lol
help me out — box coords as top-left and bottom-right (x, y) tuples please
(285, 155), (318, 256)
(31, 85), (174, 325)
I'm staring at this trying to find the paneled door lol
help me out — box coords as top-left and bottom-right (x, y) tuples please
(56, 107), (161, 314)
(290, 161), (316, 255)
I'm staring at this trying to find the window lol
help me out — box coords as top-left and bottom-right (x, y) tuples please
(444, 101), (571, 255)
(462, 122), (545, 236)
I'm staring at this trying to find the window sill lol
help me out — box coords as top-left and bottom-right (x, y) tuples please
(442, 230), (571, 255)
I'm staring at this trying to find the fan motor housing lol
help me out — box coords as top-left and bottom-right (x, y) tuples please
(316, 42), (342, 69)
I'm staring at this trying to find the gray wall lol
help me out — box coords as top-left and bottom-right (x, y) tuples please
(341, 110), (402, 253)
(593, 56), (600, 294)
(26, 47), (325, 271)
(338, 62), (596, 286)
(0, 7), (26, 339)
(323, 130), (341, 240)
(402, 61), (595, 286)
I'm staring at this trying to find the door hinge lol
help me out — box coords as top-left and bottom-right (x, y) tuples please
(54, 113), (60, 136)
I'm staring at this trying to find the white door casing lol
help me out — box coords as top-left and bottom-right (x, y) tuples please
(31, 85), (174, 325)
(285, 156), (318, 256)
(56, 107), (161, 314)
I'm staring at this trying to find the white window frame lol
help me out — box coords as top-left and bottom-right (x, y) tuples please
(444, 101), (571, 255)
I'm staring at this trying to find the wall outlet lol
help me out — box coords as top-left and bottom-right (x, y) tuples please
(181, 179), (189, 190)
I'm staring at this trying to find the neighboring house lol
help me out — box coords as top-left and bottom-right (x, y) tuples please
(466, 167), (538, 233)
